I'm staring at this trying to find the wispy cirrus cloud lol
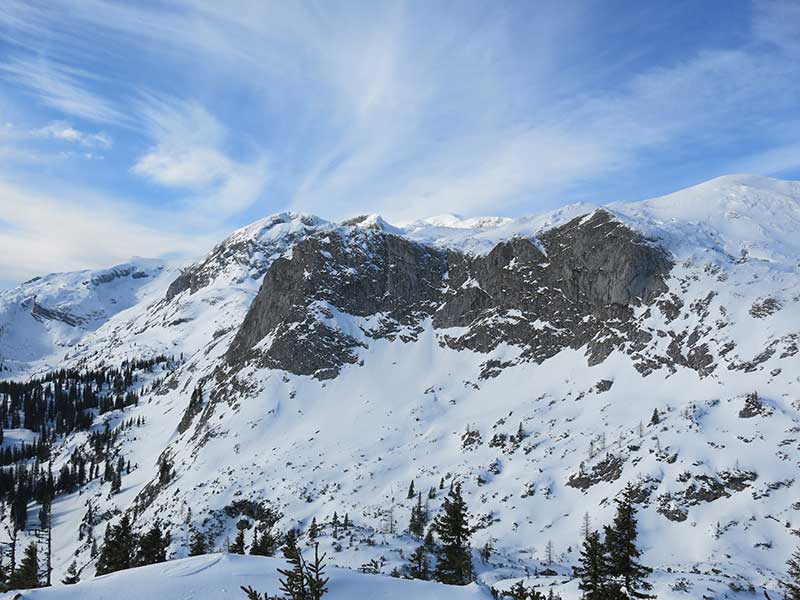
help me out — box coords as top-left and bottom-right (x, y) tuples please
(0, 55), (126, 125)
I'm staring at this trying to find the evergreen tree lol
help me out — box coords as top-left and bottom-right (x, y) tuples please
(61, 560), (80, 585)
(432, 483), (473, 585)
(96, 514), (136, 575)
(137, 521), (170, 565)
(500, 580), (546, 600)
(424, 529), (436, 552)
(188, 529), (207, 556)
(308, 517), (319, 541)
(407, 545), (430, 580)
(9, 542), (40, 590)
(782, 546), (800, 600)
(305, 543), (329, 600)
(407, 480), (415, 499)
(277, 529), (308, 600)
(573, 530), (606, 600)
(603, 485), (653, 599)
(479, 539), (494, 563)
(230, 528), (246, 554)
(408, 492), (426, 538)
(110, 471), (121, 494)
(250, 525), (280, 557)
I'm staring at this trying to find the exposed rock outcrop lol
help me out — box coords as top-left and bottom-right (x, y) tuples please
(225, 210), (673, 380)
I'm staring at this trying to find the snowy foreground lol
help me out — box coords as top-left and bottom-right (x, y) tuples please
(1, 554), (490, 600)
(0, 553), (778, 600)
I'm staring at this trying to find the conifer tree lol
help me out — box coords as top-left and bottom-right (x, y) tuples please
(782, 546), (800, 600)
(277, 529), (307, 600)
(96, 513), (136, 575)
(188, 529), (207, 556)
(432, 483), (473, 585)
(305, 543), (329, 600)
(110, 471), (122, 495)
(250, 525), (279, 557)
(502, 580), (546, 599)
(61, 560), (80, 585)
(308, 517), (319, 541)
(573, 530), (606, 600)
(603, 485), (653, 598)
(137, 521), (171, 565)
(408, 492), (427, 538)
(9, 543), (40, 589)
(424, 528), (436, 552)
(407, 480), (415, 500)
(230, 528), (246, 554)
(407, 545), (430, 580)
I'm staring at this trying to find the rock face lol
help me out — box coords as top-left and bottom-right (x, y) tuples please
(166, 213), (324, 301)
(226, 210), (673, 379)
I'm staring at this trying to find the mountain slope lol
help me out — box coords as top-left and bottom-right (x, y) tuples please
(0, 174), (798, 598)
(0, 259), (169, 376)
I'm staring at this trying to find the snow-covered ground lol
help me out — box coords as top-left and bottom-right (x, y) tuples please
(0, 553), (491, 600)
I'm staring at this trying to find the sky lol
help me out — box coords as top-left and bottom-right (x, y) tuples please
(1, 0), (800, 288)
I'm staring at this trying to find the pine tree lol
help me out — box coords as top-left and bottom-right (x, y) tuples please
(407, 480), (415, 500)
(432, 483), (473, 585)
(580, 512), (592, 540)
(409, 492), (426, 538)
(188, 529), (207, 556)
(230, 529), (246, 554)
(110, 471), (121, 494)
(407, 545), (430, 580)
(308, 517), (319, 541)
(61, 560), (80, 585)
(96, 513), (137, 575)
(424, 528), (436, 552)
(250, 525), (279, 557)
(305, 543), (329, 600)
(504, 580), (546, 600)
(782, 546), (800, 600)
(9, 542), (40, 589)
(603, 485), (653, 599)
(277, 529), (308, 600)
(573, 530), (606, 600)
(137, 521), (171, 565)
(479, 539), (494, 563)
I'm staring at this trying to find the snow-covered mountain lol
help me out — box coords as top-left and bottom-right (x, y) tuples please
(1, 174), (799, 599)
(0, 259), (170, 376)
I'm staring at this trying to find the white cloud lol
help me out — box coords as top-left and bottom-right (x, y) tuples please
(131, 98), (269, 217)
(33, 121), (111, 148)
(0, 55), (126, 125)
(0, 177), (216, 283)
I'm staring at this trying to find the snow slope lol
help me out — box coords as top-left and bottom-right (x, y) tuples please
(0, 259), (171, 377)
(0, 174), (799, 598)
(0, 554), (491, 600)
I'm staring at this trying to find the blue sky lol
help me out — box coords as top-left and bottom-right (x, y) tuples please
(1, 0), (799, 287)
